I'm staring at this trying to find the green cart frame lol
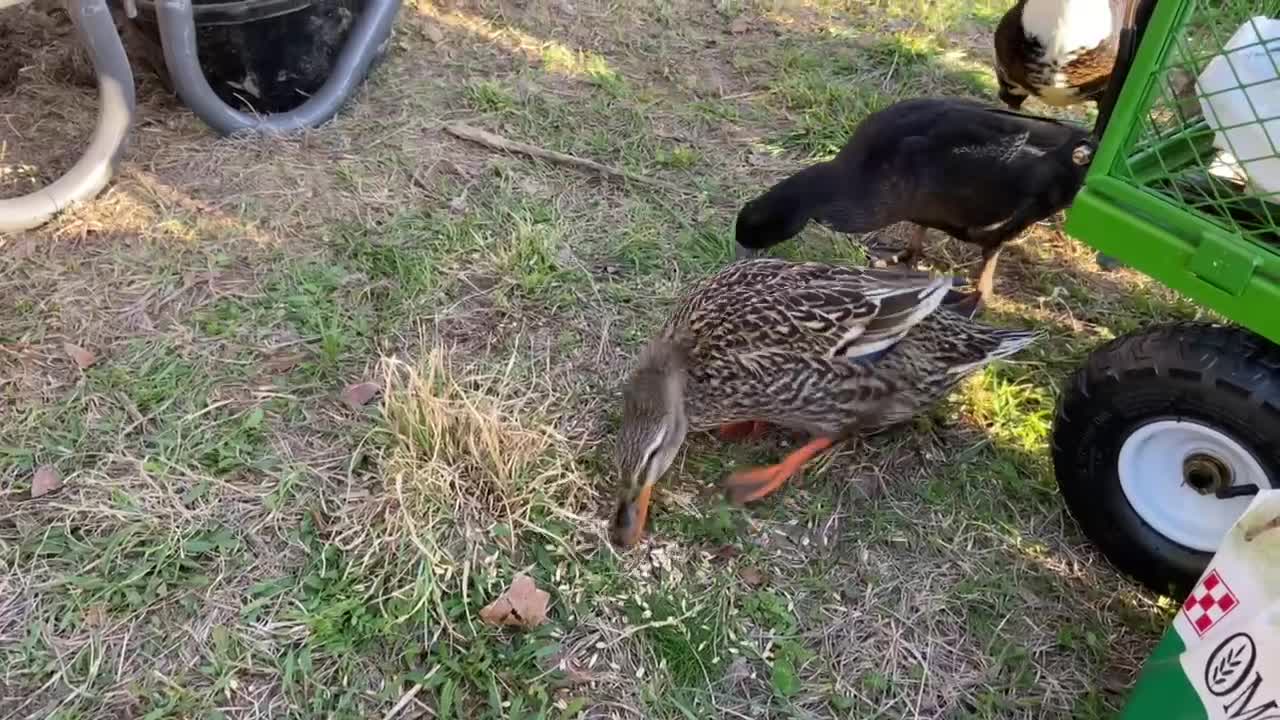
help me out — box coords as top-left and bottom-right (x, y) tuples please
(1051, 0), (1280, 599)
(1067, 0), (1280, 333)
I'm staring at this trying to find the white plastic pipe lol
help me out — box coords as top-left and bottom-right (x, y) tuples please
(0, 0), (136, 233)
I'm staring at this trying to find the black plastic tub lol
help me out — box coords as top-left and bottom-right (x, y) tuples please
(123, 0), (381, 114)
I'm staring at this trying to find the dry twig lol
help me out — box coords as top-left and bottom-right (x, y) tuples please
(444, 123), (690, 195)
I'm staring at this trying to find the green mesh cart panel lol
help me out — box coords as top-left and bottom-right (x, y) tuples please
(1065, 0), (1280, 345)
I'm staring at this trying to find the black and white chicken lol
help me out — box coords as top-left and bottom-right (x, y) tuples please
(994, 0), (1124, 110)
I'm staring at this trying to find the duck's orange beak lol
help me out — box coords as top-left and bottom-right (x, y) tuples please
(610, 484), (652, 547)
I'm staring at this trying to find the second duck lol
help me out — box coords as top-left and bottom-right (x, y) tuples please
(734, 97), (1094, 307)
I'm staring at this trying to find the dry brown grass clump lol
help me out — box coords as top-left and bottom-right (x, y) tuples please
(379, 344), (600, 533)
(337, 344), (608, 639)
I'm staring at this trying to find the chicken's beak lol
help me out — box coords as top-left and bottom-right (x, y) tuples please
(610, 484), (653, 547)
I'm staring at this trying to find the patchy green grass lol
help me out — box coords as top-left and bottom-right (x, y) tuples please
(0, 0), (1202, 718)
(820, 0), (1010, 35)
(768, 32), (998, 157)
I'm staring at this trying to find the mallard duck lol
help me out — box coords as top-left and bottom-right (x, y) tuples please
(734, 98), (1093, 308)
(994, 0), (1122, 110)
(609, 259), (1039, 547)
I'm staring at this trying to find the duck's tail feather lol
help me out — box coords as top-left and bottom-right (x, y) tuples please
(946, 328), (1042, 375)
(987, 328), (1042, 360)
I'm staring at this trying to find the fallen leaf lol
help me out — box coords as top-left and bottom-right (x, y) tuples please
(739, 566), (767, 588)
(63, 342), (96, 369)
(728, 16), (751, 34)
(424, 22), (444, 43)
(31, 465), (61, 498)
(479, 573), (549, 629)
(340, 381), (380, 409)
(710, 544), (741, 562)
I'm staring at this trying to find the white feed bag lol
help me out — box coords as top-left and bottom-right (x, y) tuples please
(1196, 16), (1280, 196)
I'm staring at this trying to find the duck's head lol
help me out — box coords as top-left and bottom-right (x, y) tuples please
(610, 333), (691, 547)
(734, 187), (814, 255)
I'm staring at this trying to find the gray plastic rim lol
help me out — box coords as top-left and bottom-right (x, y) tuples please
(0, 0), (136, 233)
(155, 0), (401, 136)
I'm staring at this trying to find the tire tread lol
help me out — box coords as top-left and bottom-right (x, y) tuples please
(1053, 322), (1280, 596)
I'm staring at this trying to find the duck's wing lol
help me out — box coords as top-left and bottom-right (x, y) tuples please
(964, 106), (1089, 156)
(892, 106), (1087, 192)
(678, 261), (952, 362)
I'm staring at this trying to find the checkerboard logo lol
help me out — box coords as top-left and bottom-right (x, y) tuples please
(1182, 570), (1240, 636)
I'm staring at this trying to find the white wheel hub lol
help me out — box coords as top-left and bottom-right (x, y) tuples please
(1118, 419), (1270, 552)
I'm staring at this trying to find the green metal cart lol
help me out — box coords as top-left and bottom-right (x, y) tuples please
(1051, 4), (1280, 714)
(1052, 0), (1280, 599)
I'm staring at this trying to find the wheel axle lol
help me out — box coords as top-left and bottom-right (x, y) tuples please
(1183, 453), (1231, 495)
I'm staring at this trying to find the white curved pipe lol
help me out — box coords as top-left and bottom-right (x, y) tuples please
(0, 0), (136, 233)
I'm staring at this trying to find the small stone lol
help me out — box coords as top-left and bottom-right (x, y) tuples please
(31, 465), (62, 498)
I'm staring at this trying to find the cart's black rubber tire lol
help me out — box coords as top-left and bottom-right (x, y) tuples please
(1052, 322), (1280, 597)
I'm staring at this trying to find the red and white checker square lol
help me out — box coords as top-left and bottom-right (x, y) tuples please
(1182, 569), (1240, 636)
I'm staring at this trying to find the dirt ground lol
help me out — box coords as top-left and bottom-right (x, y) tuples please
(1, 1), (1204, 718)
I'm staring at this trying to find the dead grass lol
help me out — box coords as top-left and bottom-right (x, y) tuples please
(377, 345), (599, 555)
(0, 0), (1196, 717)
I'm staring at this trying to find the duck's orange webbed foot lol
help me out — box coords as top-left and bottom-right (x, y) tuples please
(724, 437), (834, 505)
(717, 420), (770, 442)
